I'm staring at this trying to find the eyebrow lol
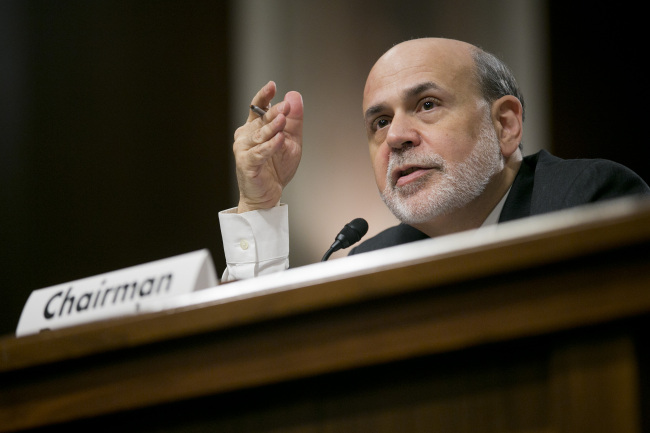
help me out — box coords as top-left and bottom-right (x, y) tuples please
(364, 81), (441, 122)
(405, 81), (441, 99)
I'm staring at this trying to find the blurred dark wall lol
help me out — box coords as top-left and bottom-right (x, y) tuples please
(548, 3), (650, 180)
(1, 1), (231, 336)
(2, 1), (649, 338)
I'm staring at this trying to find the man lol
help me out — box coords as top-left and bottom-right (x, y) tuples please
(219, 38), (649, 280)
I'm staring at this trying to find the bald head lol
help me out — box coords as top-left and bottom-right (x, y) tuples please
(364, 38), (476, 109)
(364, 38), (524, 122)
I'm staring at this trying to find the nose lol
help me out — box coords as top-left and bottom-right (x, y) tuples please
(386, 113), (420, 150)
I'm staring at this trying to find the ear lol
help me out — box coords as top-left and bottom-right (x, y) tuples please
(491, 95), (523, 157)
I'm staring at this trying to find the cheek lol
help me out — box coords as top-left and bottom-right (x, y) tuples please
(369, 145), (388, 190)
(423, 109), (486, 161)
(434, 129), (476, 163)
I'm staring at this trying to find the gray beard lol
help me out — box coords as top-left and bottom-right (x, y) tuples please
(380, 119), (504, 225)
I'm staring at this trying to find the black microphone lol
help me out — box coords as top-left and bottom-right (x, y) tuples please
(321, 218), (368, 261)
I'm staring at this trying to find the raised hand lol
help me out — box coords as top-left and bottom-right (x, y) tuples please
(233, 81), (304, 213)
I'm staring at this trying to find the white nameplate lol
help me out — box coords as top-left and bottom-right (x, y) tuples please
(16, 249), (218, 337)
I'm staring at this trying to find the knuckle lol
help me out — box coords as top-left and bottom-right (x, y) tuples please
(250, 129), (264, 144)
(234, 125), (247, 140)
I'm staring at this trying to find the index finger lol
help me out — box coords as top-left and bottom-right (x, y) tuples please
(247, 81), (277, 122)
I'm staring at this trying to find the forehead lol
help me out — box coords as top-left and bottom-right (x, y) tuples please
(363, 40), (479, 111)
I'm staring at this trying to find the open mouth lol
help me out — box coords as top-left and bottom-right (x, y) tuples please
(394, 166), (434, 187)
(400, 167), (421, 177)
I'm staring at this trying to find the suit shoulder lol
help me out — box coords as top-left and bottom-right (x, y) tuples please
(349, 224), (428, 255)
(530, 150), (650, 212)
(535, 149), (646, 178)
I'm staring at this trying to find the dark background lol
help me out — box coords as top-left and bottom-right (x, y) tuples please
(1, 1), (648, 337)
(1, 1), (232, 336)
(547, 2), (648, 170)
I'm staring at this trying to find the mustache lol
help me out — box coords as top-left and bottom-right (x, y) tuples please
(385, 150), (446, 187)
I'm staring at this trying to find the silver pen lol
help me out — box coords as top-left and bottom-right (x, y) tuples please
(250, 105), (267, 118)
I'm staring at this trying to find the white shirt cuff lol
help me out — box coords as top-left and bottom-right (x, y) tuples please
(218, 204), (289, 281)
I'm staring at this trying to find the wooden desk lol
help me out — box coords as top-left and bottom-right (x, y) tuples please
(2, 199), (650, 432)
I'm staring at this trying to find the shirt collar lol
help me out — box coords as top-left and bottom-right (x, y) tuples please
(480, 188), (511, 227)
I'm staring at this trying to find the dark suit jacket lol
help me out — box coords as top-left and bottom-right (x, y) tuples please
(350, 150), (650, 255)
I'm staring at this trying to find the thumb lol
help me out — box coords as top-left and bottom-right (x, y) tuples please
(284, 91), (304, 120)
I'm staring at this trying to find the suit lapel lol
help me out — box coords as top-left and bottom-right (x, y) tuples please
(498, 152), (538, 223)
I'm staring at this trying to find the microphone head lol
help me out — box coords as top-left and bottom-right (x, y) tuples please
(336, 218), (369, 248)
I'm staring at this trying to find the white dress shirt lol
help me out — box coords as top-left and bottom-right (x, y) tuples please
(218, 204), (289, 281)
(219, 190), (510, 281)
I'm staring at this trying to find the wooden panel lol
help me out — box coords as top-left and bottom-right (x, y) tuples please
(1, 199), (650, 432)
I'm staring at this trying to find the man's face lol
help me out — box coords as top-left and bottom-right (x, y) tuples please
(363, 39), (504, 224)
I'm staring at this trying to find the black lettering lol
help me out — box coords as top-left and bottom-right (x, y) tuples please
(92, 290), (101, 308)
(129, 281), (139, 300)
(76, 293), (92, 312)
(93, 280), (107, 308)
(139, 278), (154, 297)
(59, 287), (75, 317)
(41, 273), (179, 320)
(113, 282), (135, 304)
(44, 291), (63, 319)
(156, 274), (173, 294)
(101, 286), (113, 307)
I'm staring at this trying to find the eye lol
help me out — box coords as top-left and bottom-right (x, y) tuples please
(372, 117), (390, 130)
(419, 97), (440, 112)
